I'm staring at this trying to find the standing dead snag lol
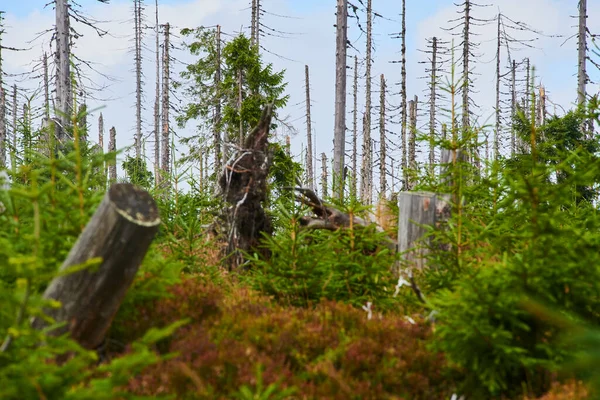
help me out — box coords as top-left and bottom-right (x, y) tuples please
(219, 105), (274, 269)
(32, 183), (160, 350)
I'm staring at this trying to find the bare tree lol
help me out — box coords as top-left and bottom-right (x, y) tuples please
(351, 55), (358, 199)
(333, 0), (348, 199)
(153, 0), (160, 187)
(321, 152), (328, 198)
(408, 95), (418, 190)
(360, 0), (373, 204)
(98, 112), (104, 151)
(161, 23), (171, 185)
(577, 0), (588, 107)
(511, 59), (516, 155)
(133, 0), (144, 159)
(379, 74), (386, 197)
(400, 0), (407, 190)
(108, 126), (116, 181)
(214, 25), (222, 174)
(55, 0), (72, 142)
(305, 65), (314, 189)
(0, 87), (5, 168)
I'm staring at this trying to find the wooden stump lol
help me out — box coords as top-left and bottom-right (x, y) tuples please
(33, 183), (160, 349)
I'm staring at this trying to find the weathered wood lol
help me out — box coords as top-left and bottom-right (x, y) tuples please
(218, 105), (274, 269)
(332, 0), (348, 199)
(398, 192), (449, 270)
(33, 183), (160, 349)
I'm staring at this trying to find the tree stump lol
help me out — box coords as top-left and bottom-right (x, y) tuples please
(397, 191), (449, 271)
(32, 183), (160, 349)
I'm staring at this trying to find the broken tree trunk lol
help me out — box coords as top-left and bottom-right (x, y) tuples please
(397, 191), (449, 271)
(218, 105), (274, 269)
(32, 183), (160, 350)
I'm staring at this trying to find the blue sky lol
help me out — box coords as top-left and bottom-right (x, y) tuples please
(1, 0), (599, 192)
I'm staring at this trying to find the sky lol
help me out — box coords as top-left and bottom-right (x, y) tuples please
(1, 0), (599, 193)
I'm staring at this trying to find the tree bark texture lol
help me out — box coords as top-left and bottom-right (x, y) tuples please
(397, 192), (449, 271)
(32, 183), (160, 350)
(305, 65), (314, 190)
(108, 127), (116, 182)
(351, 55), (358, 199)
(577, 0), (587, 106)
(218, 105), (274, 269)
(55, 0), (72, 143)
(161, 23), (171, 182)
(379, 74), (386, 197)
(332, 0), (348, 199)
(0, 87), (5, 168)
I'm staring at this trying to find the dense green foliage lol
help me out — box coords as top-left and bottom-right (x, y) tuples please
(420, 103), (600, 398)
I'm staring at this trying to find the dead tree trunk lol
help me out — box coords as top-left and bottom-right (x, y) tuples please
(161, 23), (171, 185)
(134, 0), (143, 159)
(577, 0), (588, 107)
(214, 25), (222, 174)
(351, 55), (358, 199)
(379, 74), (387, 197)
(494, 14), (501, 160)
(0, 86), (5, 168)
(305, 65), (314, 189)
(11, 85), (16, 170)
(511, 60), (516, 156)
(525, 58), (531, 122)
(332, 0), (348, 199)
(400, 0), (408, 190)
(55, 0), (72, 143)
(429, 37), (437, 172)
(32, 183), (160, 349)
(251, 0), (257, 45)
(218, 105), (274, 269)
(407, 96), (418, 190)
(461, 0), (471, 138)
(321, 152), (328, 198)
(153, 0), (160, 187)
(108, 127), (116, 182)
(362, 0), (373, 203)
(398, 192), (449, 271)
(98, 113), (104, 151)
(43, 52), (50, 120)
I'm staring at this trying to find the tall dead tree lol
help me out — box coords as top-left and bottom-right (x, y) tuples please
(577, 0), (588, 107)
(55, 0), (72, 142)
(108, 127), (116, 181)
(251, 0), (258, 45)
(161, 23), (171, 185)
(429, 37), (438, 171)
(461, 0), (471, 137)
(332, 0), (348, 199)
(305, 65), (314, 189)
(400, 0), (408, 190)
(511, 60), (516, 155)
(379, 74), (387, 197)
(351, 55), (358, 199)
(408, 96), (418, 190)
(361, 0), (373, 204)
(0, 87), (5, 168)
(153, 0), (160, 187)
(214, 25), (222, 174)
(494, 15), (501, 159)
(98, 112), (104, 150)
(133, 0), (144, 159)
(43, 52), (50, 119)
(11, 85), (16, 169)
(321, 152), (328, 198)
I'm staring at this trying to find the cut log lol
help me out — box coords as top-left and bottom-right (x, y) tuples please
(32, 183), (160, 349)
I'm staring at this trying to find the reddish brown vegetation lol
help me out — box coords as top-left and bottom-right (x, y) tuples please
(124, 277), (460, 399)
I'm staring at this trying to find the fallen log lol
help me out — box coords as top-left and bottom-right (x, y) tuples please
(32, 183), (160, 350)
(292, 185), (397, 252)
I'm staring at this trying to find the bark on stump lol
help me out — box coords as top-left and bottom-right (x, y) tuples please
(33, 183), (160, 349)
(398, 191), (449, 271)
